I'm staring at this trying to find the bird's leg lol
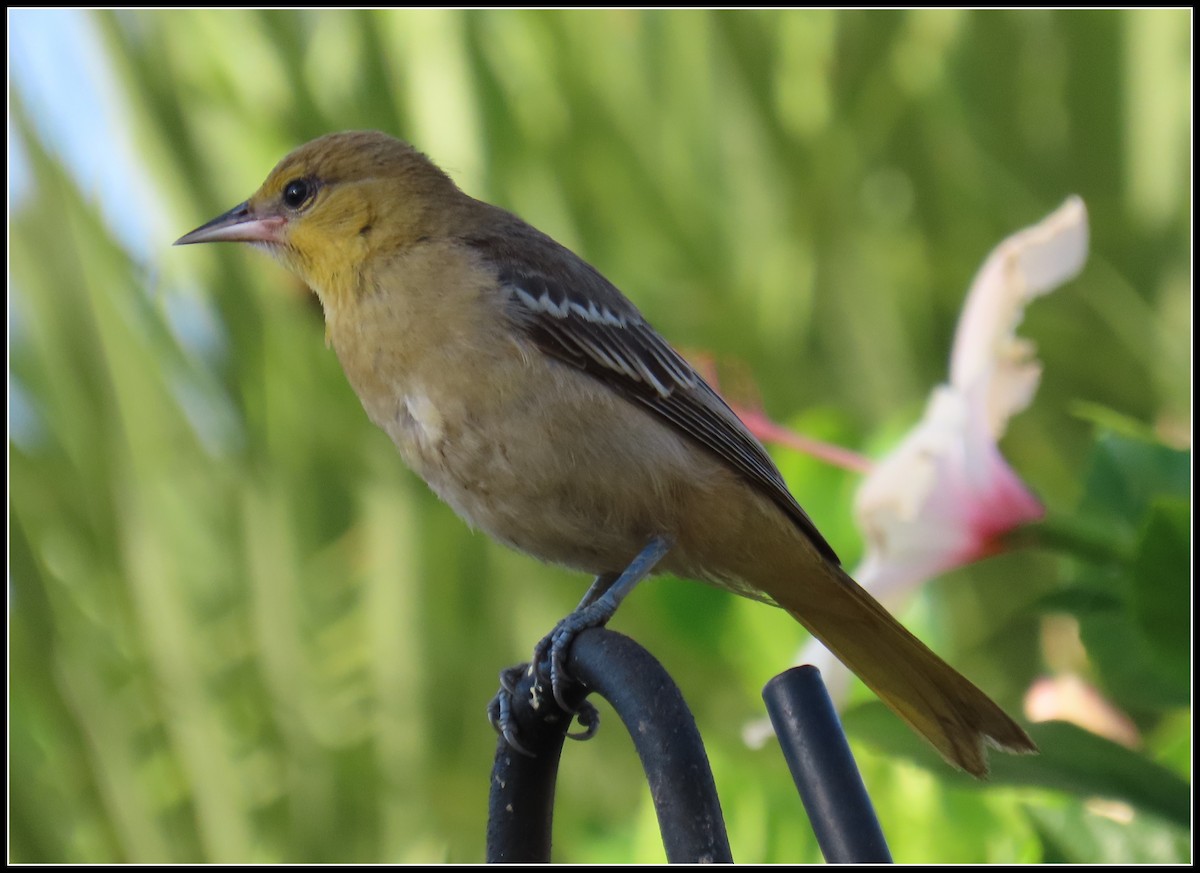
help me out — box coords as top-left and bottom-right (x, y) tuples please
(534, 535), (673, 708)
(570, 569), (624, 610)
(489, 535), (673, 754)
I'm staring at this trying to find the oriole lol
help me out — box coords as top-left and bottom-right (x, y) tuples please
(177, 130), (1035, 776)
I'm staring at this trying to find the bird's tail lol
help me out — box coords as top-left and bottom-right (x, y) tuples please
(769, 561), (1036, 777)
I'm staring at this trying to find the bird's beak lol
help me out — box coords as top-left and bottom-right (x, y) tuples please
(174, 201), (287, 246)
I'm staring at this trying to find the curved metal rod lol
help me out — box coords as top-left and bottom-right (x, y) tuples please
(486, 627), (733, 864)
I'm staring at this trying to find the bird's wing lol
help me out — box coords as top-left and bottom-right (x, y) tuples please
(467, 226), (839, 565)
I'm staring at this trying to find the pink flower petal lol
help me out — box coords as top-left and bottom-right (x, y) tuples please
(797, 198), (1089, 708)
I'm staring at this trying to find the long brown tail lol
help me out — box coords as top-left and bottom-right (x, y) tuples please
(770, 561), (1036, 777)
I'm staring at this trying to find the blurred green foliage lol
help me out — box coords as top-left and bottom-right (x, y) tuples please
(9, 9), (1191, 863)
(1062, 431), (1190, 710)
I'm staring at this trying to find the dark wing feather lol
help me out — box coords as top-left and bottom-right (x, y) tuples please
(467, 224), (840, 565)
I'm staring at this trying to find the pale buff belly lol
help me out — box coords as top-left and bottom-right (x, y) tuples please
(339, 324), (797, 599)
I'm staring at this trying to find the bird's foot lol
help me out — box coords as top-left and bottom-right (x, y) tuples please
(531, 600), (618, 713)
(488, 658), (599, 757)
(488, 536), (672, 755)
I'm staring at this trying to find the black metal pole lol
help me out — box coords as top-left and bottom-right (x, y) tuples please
(568, 629), (733, 864)
(763, 665), (892, 863)
(485, 706), (568, 863)
(486, 627), (733, 864)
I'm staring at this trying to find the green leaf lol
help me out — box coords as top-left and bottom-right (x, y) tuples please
(1054, 431), (1193, 710)
(1128, 497), (1190, 685)
(1027, 799), (1191, 864)
(1076, 431), (1189, 536)
(843, 704), (1191, 829)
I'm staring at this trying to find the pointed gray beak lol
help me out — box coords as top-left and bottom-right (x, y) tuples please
(175, 201), (286, 246)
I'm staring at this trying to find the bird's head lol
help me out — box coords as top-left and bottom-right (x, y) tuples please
(176, 131), (463, 303)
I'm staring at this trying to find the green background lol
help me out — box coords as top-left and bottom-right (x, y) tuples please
(9, 9), (1191, 863)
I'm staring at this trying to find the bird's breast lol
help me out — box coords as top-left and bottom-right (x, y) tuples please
(336, 327), (687, 573)
(326, 274), (794, 587)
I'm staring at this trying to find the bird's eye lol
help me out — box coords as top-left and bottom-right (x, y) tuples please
(282, 178), (314, 209)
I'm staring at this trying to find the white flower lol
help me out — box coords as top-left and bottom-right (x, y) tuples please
(803, 196), (1090, 706)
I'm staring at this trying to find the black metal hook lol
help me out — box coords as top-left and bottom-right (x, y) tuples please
(486, 627), (733, 863)
(485, 631), (891, 864)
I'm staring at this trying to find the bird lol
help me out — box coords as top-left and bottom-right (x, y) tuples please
(176, 130), (1036, 777)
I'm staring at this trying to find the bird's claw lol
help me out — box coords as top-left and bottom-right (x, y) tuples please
(565, 700), (600, 741)
(527, 612), (605, 739)
(535, 599), (616, 711)
(488, 638), (600, 755)
(531, 628), (577, 713)
(488, 664), (537, 756)
(489, 538), (670, 754)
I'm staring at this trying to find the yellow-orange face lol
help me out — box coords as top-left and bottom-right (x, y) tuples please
(176, 131), (459, 299)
